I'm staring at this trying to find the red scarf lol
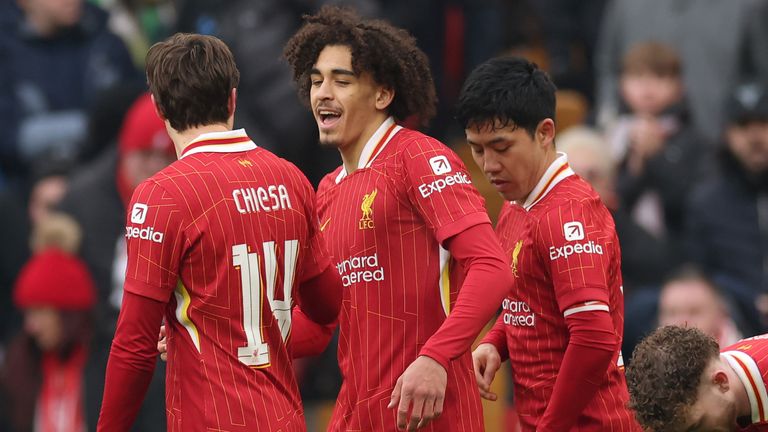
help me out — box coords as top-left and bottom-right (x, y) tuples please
(36, 345), (87, 432)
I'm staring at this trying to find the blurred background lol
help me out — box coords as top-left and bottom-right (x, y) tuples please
(1, 0), (768, 430)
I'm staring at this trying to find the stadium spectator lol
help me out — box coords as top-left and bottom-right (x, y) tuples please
(97, 33), (342, 430)
(462, 57), (640, 431)
(627, 326), (768, 432)
(595, 0), (768, 143)
(284, 7), (513, 430)
(684, 82), (768, 336)
(0, 214), (97, 432)
(0, 0), (138, 185)
(608, 41), (708, 241)
(657, 266), (741, 347)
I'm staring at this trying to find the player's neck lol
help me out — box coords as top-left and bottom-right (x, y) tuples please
(169, 123), (232, 158)
(519, 150), (559, 204)
(339, 113), (390, 174)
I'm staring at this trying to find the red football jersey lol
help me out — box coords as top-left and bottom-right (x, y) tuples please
(123, 129), (330, 431)
(317, 118), (489, 431)
(722, 335), (768, 431)
(485, 154), (640, 431)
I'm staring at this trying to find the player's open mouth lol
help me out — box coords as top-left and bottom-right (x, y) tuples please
(317, 109), (341, 129)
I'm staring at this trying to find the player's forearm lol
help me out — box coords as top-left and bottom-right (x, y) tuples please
(537, 310), (619, 432)
(97, 291), (165, 431)
(479, 314), (510, 362)
(297, 264), (342, 325)
(420, 223), (512, 369)
(290, 306), (337, 358)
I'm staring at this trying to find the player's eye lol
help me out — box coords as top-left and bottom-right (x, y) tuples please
(335, 80), (350, 86)
(494, 146), (510, 153)
(310, 78), (323, 87)
(470, 146), (483, 155)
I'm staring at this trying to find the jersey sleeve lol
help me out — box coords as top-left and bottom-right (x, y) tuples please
(123, 179), (186, 302)
(535, 199), (616, 314)
(402, 137), (490, 243)
(298, 179), (333, 283)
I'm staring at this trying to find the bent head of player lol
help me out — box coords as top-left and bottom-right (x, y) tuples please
(145, 33), (240, 139)
(284, 7), (435, 161)
(626, 326), (746, 432)
(455, 56), (558, 202)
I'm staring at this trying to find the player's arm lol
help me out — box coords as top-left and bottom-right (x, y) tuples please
(419, 222), (512, 368)
(535, 201), (620, 432)
(289, 306), (336, 358)
(97, 291), (166, 431)
(472, 313), (510, 401)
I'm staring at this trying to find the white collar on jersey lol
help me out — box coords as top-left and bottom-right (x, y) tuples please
(517, 152), (575, 211)
(179, 128), (257, 159)
(721, 351), (768, 424)
(334, 116), (403, 184)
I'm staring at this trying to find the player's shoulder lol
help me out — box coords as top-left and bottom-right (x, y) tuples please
(535, 175), (604, 217)
(392, 127), (453, 156)
(317, 166), (344, 196)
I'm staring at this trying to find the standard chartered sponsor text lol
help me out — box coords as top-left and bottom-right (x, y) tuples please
(501, 298), (535, 327)
(335, 253), (385, 287)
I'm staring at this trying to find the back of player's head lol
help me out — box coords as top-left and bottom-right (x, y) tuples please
(145, 33), (240, 132)
(455, 56), (556, 137)
(283, 6), (436, 124)
(626, 326), (720, 431)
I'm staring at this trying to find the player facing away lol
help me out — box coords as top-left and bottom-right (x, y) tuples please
(458, 57), (641, 431)
(96, 34), (342, 431)
(283, 7), (514, 431)
(628, 326), (768, 432)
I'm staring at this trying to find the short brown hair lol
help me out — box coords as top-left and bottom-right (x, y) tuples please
(283, 6), (436, 125)
(626, 326), (720, 431)
(145, 33), (240, 131)
(622, 41), (682, 78)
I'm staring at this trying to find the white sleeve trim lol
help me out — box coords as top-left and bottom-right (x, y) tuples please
(563, 302), (610, 317)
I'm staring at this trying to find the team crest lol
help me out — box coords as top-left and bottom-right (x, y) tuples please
(238, 159), (253, 167)
(359, 189), (378, 230)
(511, 240), (523, 278)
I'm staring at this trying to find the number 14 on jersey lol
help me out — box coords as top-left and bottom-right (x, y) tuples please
(232, 240), (298, 367)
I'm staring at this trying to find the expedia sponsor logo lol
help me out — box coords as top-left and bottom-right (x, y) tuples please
(335, 253), (385, 287)
(418, 172), (471, 198)
(125, 225), (164, 243)
(549, 241), (603, 260)
(501, 298), (535, 327)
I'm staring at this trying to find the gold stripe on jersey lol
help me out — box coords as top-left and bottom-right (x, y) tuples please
(439, 246), (451, 316)
(174, 280), (201, 352)
(722, 350), (768, 423)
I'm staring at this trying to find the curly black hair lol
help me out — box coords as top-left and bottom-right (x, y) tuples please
(626, 326), (720, 432)
(455, 56), (556, 136)
(283, 6), (436, 125)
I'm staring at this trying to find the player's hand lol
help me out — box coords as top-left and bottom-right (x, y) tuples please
(388, 355), (447, 430)
(158, 325), (167, 361)
(472, 343), (500, 401)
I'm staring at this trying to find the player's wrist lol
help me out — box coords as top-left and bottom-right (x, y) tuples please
(417, 350), (449, 372)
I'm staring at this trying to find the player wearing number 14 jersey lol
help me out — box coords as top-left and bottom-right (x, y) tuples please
(97, 34), (342, 432)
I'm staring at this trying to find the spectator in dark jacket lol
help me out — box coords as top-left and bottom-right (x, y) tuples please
(608, 41), (708, 243)
(0, 0), (138, 185)
(685, 82), (768, 335)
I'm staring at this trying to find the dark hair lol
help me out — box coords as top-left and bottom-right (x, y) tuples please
(145, 33), (240, 131)
(662, 264), (723, 300)
(622, 41), (682, 78)
(455, 56), (556, 136)
(626, 326), (720, 431)
(283, 6), (436, 125)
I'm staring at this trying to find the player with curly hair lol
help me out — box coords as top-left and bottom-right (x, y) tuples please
(627, 325), (768, 432)
(284, 6), (513, 431)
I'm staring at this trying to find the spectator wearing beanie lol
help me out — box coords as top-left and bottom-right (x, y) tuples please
(56, 93), (174, 431)
(0, 247), (96, 432)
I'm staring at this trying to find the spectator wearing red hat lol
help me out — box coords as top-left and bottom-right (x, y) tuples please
(56, 92), (174, 431)
(0, 245), (96, 432)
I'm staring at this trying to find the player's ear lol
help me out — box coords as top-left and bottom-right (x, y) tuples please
(150, 94), (166, 121)
(535, 118), (556, 148)
(713, 369), (730, 393)
(375, 86), (394, 111)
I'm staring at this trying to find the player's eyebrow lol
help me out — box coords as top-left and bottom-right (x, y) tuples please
(466, 137), (509, 146)
(309, 68), (356, 77)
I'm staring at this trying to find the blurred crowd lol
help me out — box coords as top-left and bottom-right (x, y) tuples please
(1, 0), (768, 431)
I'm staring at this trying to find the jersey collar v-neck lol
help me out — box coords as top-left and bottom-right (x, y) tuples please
(179, 129), (256, 159)
(335, 117), (402, 184)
